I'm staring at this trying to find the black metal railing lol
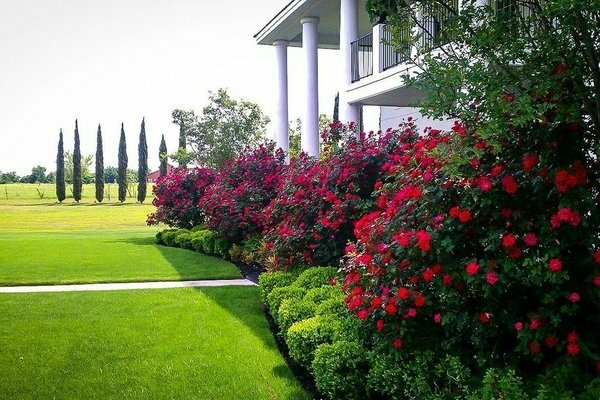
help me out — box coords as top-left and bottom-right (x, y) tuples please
(421, 0), (459, 48)
(495, 0), (534, 35)
(381, 24), (411, 71)
(351, 33), (373, 82)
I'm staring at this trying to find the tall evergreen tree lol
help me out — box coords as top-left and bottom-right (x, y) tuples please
(95, 124), (104, 203)
(117, 123), (128, 203)
(159, 134), (168, 177)
(137, 118), (148, 203)
(72, 119), (82, 202)
(56, 129), (66, 203)
(333, 92), (339, 121)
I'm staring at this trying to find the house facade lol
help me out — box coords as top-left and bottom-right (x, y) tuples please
(254, 0), (481, 156)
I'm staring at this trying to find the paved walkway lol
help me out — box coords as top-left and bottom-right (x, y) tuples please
(0, 279), (256, 293)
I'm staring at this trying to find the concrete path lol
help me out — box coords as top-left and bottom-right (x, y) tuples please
(0, 279), (256, 294)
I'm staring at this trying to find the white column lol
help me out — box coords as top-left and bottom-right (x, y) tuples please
(340, 0), (360, 125)
(301, 16), (320, 157)
(273, 40), (289, 156)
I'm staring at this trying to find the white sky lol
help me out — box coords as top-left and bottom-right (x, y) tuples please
(0, 0), (346, 175)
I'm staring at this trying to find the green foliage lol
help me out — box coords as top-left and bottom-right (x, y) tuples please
(304, 285), (343, 305)
(315, 297), (349, 317)
(277, 298), (317, 338)
(190, 229), (216, 254)
(72, 120), (82, 202)
(286, 315), (337, 368)
(56, 130), (66, 202)
(95, 124), (104, 203)
(292, 266), (339, 291)
(161, 230), (180, 247)
(173, 230), (193, 249)
(0, 171), (20, 184)
(117, 123), (128, 203)
(186, 88), (270, 168)
(137, 118), (148, 203)
(367, 351), (472, 400)
(159, 134), (168, 177)
(258, 271), (298, 303)
(312, 341), (368, 400)
(156, 229), (178, 245)
(472, 368), (529, 400)
(266, 286), (306, 321)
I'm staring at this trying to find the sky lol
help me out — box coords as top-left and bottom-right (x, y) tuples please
(0, 0), (347, 175)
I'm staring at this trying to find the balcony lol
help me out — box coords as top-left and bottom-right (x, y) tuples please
(350, 33), (373, 82)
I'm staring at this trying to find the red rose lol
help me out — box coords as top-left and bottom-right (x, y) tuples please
(501, 233), (517, 248)
(465, 262), (480, 276)
(415, 230), (432, 252)
(545, 336), (558, 348)
(398, 287), (409, 300)
(376, 319), (384, 332)
(357, 309), (368, 320)
(522, 154), (539, 171)
(508, 247), (522, 260)
(485, 271), (499, 285)
(568, 292), (581, 303)
(433, 313), (442, 324)
(548, 258), (562, 272)
(449, 206), (460, 219)
(523, 232), (538, 247)
(514, 321), (523, 331)
(385, 302), (397, 315)
(414, 295), (426, 308)
(529, 341), (542, 354)
(567, 342), (580, 357)
(442, 274), (453, 286)
(501, 175), (519, 195)
(479, 312), (491, 324)
(459, 209), (472, 223)
(392, 338), (403, 350)
(478, 176), (493, 192)
(593, 251), (600, 264)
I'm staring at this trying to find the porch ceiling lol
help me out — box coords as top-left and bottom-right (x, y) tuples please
(254, 0), (371, 49)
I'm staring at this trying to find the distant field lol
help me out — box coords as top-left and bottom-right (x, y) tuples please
(0, 182), (153, 202)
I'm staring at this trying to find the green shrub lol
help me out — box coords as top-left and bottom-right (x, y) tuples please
(156, 229), (178, 245)
(190, 230), (209, 253)
(286, 315), (337, 368)
(174, 231), (193, 249)
(266, 286), (305, 321)
(292, 266), (338, 290)
(367, 351), (471, 400)
(315, 297), (349, 317)
(213, 236), (231, 257)
(199, 230), (216, 254)
(312, 341), (368, 400)
(277, 298), (317, 338)
(471, 368), (529, 400)
(258, 271), (298, 303)
(162, 229), (181, 247)
(304, 285), (343, 304)
(332, 315), (365, 344)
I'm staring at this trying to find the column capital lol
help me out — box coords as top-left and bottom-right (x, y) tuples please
(300, 16), (320, 25)
(273, 39), (289, 47)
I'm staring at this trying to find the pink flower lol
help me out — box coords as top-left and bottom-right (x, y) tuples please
(433, 313), (442, 324)
(485, 272), (499, 285)
(568, 292), (581, 303)
(465, 262), (480, 276)
(514, 321), (523, 331)
(567, 342), (580, 357)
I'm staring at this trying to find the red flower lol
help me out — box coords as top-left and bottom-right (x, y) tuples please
(479, 312), (491, 324)
(553, 63), (568, 74)
(567, 342), (580, 357)
(398, 287), (409, 300)
(555, 170), (578, 193)
(385, 302), (397, 316)
(442, 274), (453, 286)
(508, 247), (522, 260)
(414, 295), (426, 308)
(433, 313), (442, 324)
(529, 341), (542, 354)
(490, 164), (504, 177)
(478, 176), (493, 192)
(357, 310), (368, 320)
(501, 233), (517, 248)
(550, 208), (581, 229)
(594, 276), (600, 287)
(376, 319), (384, 332)
(465, 262), (480, 276)
(522, 154), (539, 171)
(501, 175), (519, 195)
(449, 206), (460, 219)
(529, 317), (544, 330)
(458, 210), (472, 223)
(548, 258), (562, 272)
(485, 271), (499, 285)
(392, 337), (403, 350)
(422, 268), (434, 282)
(545, 336), (558, 348)
(523, 232), (538, 247)
(500, 208), (513, 218)
(415, 230), (432, 252)
(593, 250), (600, 264)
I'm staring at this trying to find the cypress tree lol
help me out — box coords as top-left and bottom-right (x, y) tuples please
(56, 129), (66, 203)
(95, 124), (104, 203)
(73, 119), (82, 202)
(118, 123), (128, 203)
(333, 92), (339, 121)
(159, 134), (168, 177)
(137, 118), (148, 203)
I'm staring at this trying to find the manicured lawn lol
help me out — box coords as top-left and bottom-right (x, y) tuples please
(0, 287), (309, 399)
(0, 182), (144, 202)
(0, 200), (241, 285)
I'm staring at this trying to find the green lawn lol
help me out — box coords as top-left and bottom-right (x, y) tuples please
(0, 197), (241, 285)
(0, 182), (145, 202)
(0, 287), (309, 399)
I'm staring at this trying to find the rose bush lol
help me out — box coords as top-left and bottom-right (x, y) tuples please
(343, 119), (600, 384)
(199, 144), (285, 242)
(262, 121), (420, 269)
(147, 167), (215, 228)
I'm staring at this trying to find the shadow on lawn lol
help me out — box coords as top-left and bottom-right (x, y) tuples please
(114, 236), (312, 399)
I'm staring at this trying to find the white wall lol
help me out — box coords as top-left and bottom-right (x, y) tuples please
(380, 106), (454, 133)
